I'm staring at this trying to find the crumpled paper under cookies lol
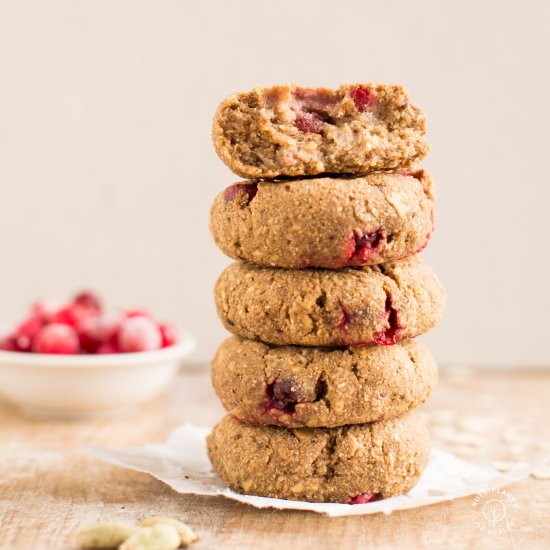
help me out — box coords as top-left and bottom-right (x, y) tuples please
(92, 424), (534, 517)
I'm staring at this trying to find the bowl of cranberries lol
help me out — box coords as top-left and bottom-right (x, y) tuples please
(0, 292), (195, 418)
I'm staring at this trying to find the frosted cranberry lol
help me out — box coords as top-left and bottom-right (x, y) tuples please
(348, 492), (378, 504)
(117, 316), (162, 353)
(295, 112), (324, 134)
(53, 304), (92, 327)
(0, 336), (19, 351)
(30, 300), (60, 323)
(351, 86), (376, 111)
(97, 341), (119, 354)
(266, 379), (299, 414)
(32, 324), (79, 354)
(374, 296), (404, 346)
(78, 311), (122, 353)
(223, 182), (258, 205)
(73, 291), (102, 314)
(159, 323), (178, 347)
(14, 317), (44, 351)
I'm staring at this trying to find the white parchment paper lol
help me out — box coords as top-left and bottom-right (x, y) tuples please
(92, 424), (533, 517)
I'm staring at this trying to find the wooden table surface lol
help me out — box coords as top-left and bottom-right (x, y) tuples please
(1, 366), (549, 550)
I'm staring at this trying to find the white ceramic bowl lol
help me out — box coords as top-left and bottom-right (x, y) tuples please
(0, 330), (195, 418)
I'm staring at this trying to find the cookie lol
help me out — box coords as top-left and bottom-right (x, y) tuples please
(212, 84), (428, 179)
(207, 413), (430, 503)
(212, 337), (437, 428)
(215, 255), (445, 347)
(210, 169), (434, 269)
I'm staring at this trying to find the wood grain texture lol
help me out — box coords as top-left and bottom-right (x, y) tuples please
(0, 367), (549, 550)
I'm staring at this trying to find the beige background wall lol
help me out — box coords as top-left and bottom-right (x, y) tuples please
(0, 0), (548, 366)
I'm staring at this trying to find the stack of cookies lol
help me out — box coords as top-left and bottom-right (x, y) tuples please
(206, 83), (446, 503)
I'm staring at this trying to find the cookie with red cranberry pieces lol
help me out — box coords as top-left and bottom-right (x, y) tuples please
(212, 337), (437, 428)
(212, 83), (428, 178)
(210, 169), (434, 268)
(214, 255), (445, 347)
(207, 413), (430, 503)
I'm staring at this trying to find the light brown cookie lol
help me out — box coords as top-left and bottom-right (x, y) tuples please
(215, 256), (445, 347)
(212, 337), (437, 428)
(212, 83), (428, 179)
(207, 413), (430, 503)
(210, 169), (434, 269)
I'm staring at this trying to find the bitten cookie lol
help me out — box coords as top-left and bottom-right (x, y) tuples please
(207, 413), (430, 503)
(212, 337), (437, 428)
(210, 169), (434, 269)
(212, 83), (428, 178)
(215, 256), (445, 347)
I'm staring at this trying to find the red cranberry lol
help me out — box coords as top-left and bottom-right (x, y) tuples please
(117, 316), (162, 353)
(266, 379), (299, 414)
(351, 86), (376, 111)
(14, 316), (43, 351)
(159, 323), (178, 347)
(32, 324), (79, 354)
(223, 182), (258, 205)
(78, 311), (122, 353)
(295, 112), (324, 134)
(53, 304), (92, 327)
(0, 336), (19, 351)
(348, 492), (378, 504)
(344, 230), (384, 266)
(356, 231), (383, 250)
(73, 291), (102, 314)
(30, 300), (59, 323)
(97, 341), (119, 354)
(374, 296), (404, 346)
(338, 307), (351, 330)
